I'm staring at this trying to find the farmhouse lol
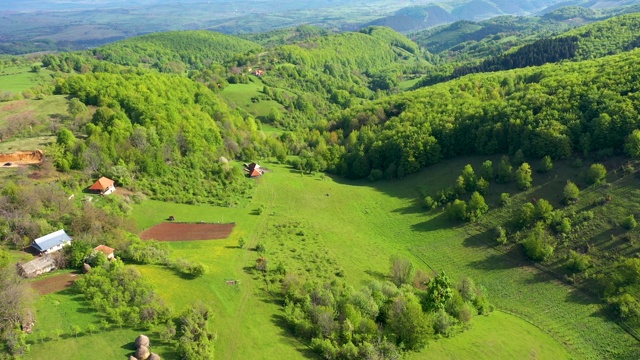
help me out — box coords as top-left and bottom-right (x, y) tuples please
(89, 176), (116, 195)
(17, 255), (56, 278)
(94, 245), (115, 260)
(31, 229), (72, 254)
(244, 162), (262, 177)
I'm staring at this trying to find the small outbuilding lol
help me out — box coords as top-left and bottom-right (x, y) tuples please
(94, 245), (115, 260)
(31, 229), (72, 254)
(17, 256), (56, 278)
(89, 176), (116, 195)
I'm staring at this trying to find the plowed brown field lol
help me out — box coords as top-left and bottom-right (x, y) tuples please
(31, 273), (77, 295)
(140, 222), (235, 241)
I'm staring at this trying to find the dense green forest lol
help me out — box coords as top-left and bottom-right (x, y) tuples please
(93, 31), (263, 71)
(417, 12), (640, 86)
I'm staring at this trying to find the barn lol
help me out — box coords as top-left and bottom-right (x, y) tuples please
(17, 256), (56, 278)
(31, 229), (72, 254)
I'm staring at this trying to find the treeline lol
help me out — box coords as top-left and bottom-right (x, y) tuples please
(295, 49), (640, 179)
(53, 70), (281, 205)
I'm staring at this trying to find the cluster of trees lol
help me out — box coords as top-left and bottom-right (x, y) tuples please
(73, 259), (171, 328)
(0, 266), (34, 357)
(282, 257), (491, 359)
(175, 303), (215, 360)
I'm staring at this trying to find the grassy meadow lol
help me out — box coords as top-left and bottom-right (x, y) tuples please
(24, 157), (640, 359)
(0, 66), (53, 93)
(220, 79), (286, 118)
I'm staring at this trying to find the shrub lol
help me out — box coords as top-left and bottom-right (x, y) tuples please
(446, 199), (467, 222)
(566, 251), (591, 272)
(255, 242), (266, 253)
(500, 192), (511, 206)
(539, 155), (553, 173)
(563, 181), (580, 204)
(495, 226), (508, 245)
(424, 196), (438, 210)
(467, 191), (489, 221)
(481, 160), (493, 180)
(622, 215), (637, 230)
(515, 163), (533, 190)
(586, 163), (607, 185)
(522, 225), (554, 261)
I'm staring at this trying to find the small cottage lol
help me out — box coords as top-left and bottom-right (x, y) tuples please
(94, 245), (115, 260)
(17, 256), (56, 278)
(89, 176), (116, 195)
(31, 229), (72, 254)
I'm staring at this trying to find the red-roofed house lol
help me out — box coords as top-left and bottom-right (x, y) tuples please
(89, 177), (116, 195)
(94, 245), (115, 260)
(250, 168), (262, 178)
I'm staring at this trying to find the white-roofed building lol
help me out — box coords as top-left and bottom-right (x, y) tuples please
(31, 229), (72, 254)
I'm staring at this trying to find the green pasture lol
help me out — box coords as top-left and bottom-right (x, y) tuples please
(28, 287), (175, 359)
(0, 66), (53, 93)
(28, 156), (640, 359)
(220, 80), (286, 118)
(409, 311), (570, 360)
(0, 95), (68, 127)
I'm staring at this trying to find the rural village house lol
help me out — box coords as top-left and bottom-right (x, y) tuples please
(31, 229), (72, 254)
(244, 162), (263, 178)
(17, 256), (56, 278)
(94, 245), (115, 260)
(89, 176), (116, 195)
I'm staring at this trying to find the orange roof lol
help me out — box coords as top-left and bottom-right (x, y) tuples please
(250, 169), (261, 177)
(94, 245), (114, 255)
(89, 177), (115, 191)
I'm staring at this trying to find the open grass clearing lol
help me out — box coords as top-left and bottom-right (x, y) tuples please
(408, 311), (570, 359)
(0, 66), (54, 93)
(220, 80), (286, 118)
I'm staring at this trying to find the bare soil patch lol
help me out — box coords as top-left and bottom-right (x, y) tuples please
(0, 150), (43, 166)
(31, 273), (78, 295)
(140, 222), (236, 241)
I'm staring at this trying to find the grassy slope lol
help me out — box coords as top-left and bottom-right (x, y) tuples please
(27, 157), (639, 359)
(219, 79), (286, 118)
(410, 311), (570, 360)
(129, 160), (607, 359)
(0, 66), (53, 93)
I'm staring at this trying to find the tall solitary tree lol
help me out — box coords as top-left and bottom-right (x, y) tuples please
(516, 163), (533, 190)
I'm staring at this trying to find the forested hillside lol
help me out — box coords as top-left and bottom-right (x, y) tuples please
(93, 31), (263, 70)
(52, 70), (279, 205)
(314, 49), (640, 179)
(448, 12), (640, 79)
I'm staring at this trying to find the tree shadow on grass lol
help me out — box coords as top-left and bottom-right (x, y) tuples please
(466, 247), (524, 271)
(391, 198), (426, 215)
(462, 228), (494, 249)
(410, 212), (451, 233)
(364, 269), (388, 282)
(270, 313), (321, 360)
